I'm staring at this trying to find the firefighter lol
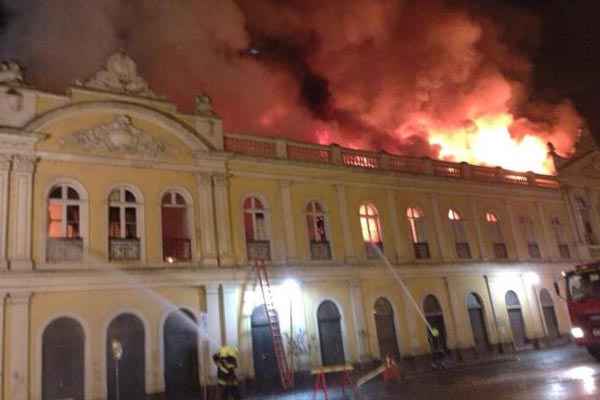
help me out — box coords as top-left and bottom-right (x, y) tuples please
(428, 327), (446, 370)
(213, 346), (241, 400)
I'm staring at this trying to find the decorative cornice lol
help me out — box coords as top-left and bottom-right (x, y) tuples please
(7, 291), (31, 305)
(75, 51), (160, 99)
(61, 114), (166, 158)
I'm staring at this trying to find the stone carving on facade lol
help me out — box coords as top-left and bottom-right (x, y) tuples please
(195, 94), (215, 116)
(0, 61), (24, 85)
(62, 115), (166, 158)
(75, 51), (158, 98)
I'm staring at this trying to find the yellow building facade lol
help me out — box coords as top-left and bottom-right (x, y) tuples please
(0, 53), (591, 400)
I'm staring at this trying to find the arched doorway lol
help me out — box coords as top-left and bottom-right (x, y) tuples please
(423, 295), (447, 351)
(506, 291), (527, 347)
(540, 289), (560, 338)
(251, 305), (279, 391)
(42, 317), (85, 400)
(164, 309), (200, 398)
(374, 297), (400, 360)
(317, 300), (345, 366)
(467, 293), (490, 353)
(106, 313), (145, 400)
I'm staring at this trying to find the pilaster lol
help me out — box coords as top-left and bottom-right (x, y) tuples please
(195, 173), (219, 266)
(469, 197), (487, 260)
(335, 185), (358, 263)
(6, 292), (31, 400)
(279, 180), (297, 263)
(222, 284), (240, 349)
(0, 156), (10, 270)
(402, 287), (420, 355)
(0, 292), (6, 400)
(535, 202), (555, 260)
(349, 281), (369, 361)
(429, 193), (451, 260)
(213, 174), (235, 266)
(205, 284), (223, 383)
(386, 190), (410, 263)
(504, 200), (525, 261)
(443, 277), (461, 352)
(9, 156), (35, 271)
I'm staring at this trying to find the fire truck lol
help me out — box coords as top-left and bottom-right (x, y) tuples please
(560, 262), (600, 360)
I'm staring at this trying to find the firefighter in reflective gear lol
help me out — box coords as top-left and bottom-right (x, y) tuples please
(213, 346), (241, 400)
(427, 327), (446, 370)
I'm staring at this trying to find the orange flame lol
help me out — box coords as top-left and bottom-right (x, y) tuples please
(428, 113), (554, 175)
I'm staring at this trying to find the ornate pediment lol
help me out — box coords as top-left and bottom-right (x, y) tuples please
(61, 115), (166, 158)
(75, 51), (159, 98)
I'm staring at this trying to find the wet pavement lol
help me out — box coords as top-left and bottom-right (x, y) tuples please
(245, 344), (600, 399)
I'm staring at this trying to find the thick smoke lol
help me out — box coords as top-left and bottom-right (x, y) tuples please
(0, 0), (583, 167)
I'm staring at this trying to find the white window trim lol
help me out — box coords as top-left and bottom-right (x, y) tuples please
(107, 184), (145, 263)
(39, 178), (89, 267)
(158, 187), (198, 264)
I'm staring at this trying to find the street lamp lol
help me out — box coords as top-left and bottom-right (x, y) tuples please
(111, 339), (123, 400)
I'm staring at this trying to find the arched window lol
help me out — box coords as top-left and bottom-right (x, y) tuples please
(485, 211), (507, 259)
(448, 208), (470, 259)
(551, 217), (570, 259)
(407, 207), (429, 259)
(306, 201), (331, 260)
(161, 191), (191, 262)
(505, 291), (528, 346)
(539, 288), (560, 338)
(244, 196), (270, 261)
(108, 187), (141, 261)
(359, 203), (383, 258)
(466, 293), (490, 352)
(574, 196), (596, 245)
(47, 184), (83, 262)
(374, 297), (400, 360)
(519, 216), (541, 259)
(423, 295), (447, 351)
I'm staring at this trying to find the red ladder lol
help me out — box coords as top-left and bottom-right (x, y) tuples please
(255, 259), (295, 390)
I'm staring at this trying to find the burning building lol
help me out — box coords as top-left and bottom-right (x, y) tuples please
(0, 51), (595, 400)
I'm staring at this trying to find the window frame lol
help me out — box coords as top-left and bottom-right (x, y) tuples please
(107, 185), (145, 262)
(359, 203), (383, 244)
(160, 188), (196, 263)
(305, 200), (332, 260)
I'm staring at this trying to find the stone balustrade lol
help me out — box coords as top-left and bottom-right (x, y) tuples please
(223, 133), (560, 189)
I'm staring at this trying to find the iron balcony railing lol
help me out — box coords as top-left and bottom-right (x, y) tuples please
(163, 237), (192, 262)
(109, 238), (141, 261)
(46, 237), (83, 263)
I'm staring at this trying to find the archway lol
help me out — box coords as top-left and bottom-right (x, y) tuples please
(374, 297), (400, 360)
(506, 291), (527, 347)
(106, 313), (145, 400)
(164, 309), (200, 397)
(42, 317), (85, 400)
(467, 293), (490, 353)
(317, 300), (345, 366)
(423, 295), (447, 351)
(251, 305), (279, 391)
(540, 289), (560, 338)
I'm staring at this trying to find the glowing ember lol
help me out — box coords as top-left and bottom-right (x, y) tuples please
(429, 114), (554, 174)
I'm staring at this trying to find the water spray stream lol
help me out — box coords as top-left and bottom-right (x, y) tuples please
(373, 246), (435, 334)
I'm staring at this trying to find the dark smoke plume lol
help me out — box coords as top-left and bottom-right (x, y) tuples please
(0, 0), (583, 169)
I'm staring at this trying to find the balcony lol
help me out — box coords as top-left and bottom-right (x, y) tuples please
(455, 242), (472, 259)
(110, 238), (140, 261)
(558, 244), (571, 259)
(163, 237), (192, 262)
(414, 242), (430, 259)
(310, 241), (332, 260)
(528, 243), (541, 259)
(493, 243), (508, 259)
(247, 240), (271, 261)
(46, 237), (83, 263)
(365, 241), (384, 259)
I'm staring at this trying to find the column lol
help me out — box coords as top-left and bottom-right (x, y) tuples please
(386, 190), (410, 263)
(430, 193), (451, 260)
(195, 173), (218, 266)
(536, 202), (555, 260)
(443, 277), (461, 351)
(504, 200), (524, 260)
(469, 197), (487, 260)
(0, 292), (6, 400)
(563, 188), (586, 260)
(335, 185), (357, 263)
(9, 156), (35, 271)
(205, 284), (223, 383)
(520, 277), (545, 340)
(585, 188), (600, 243)
(6, 292), (31, 400)
(0, 156), (10, 270)
(222, 284), (240, 348)
(213, 174), (235, 266)
(402, 289), (420, 355)
(349, 281), (369, 361)
(279, 180), (297, 263)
